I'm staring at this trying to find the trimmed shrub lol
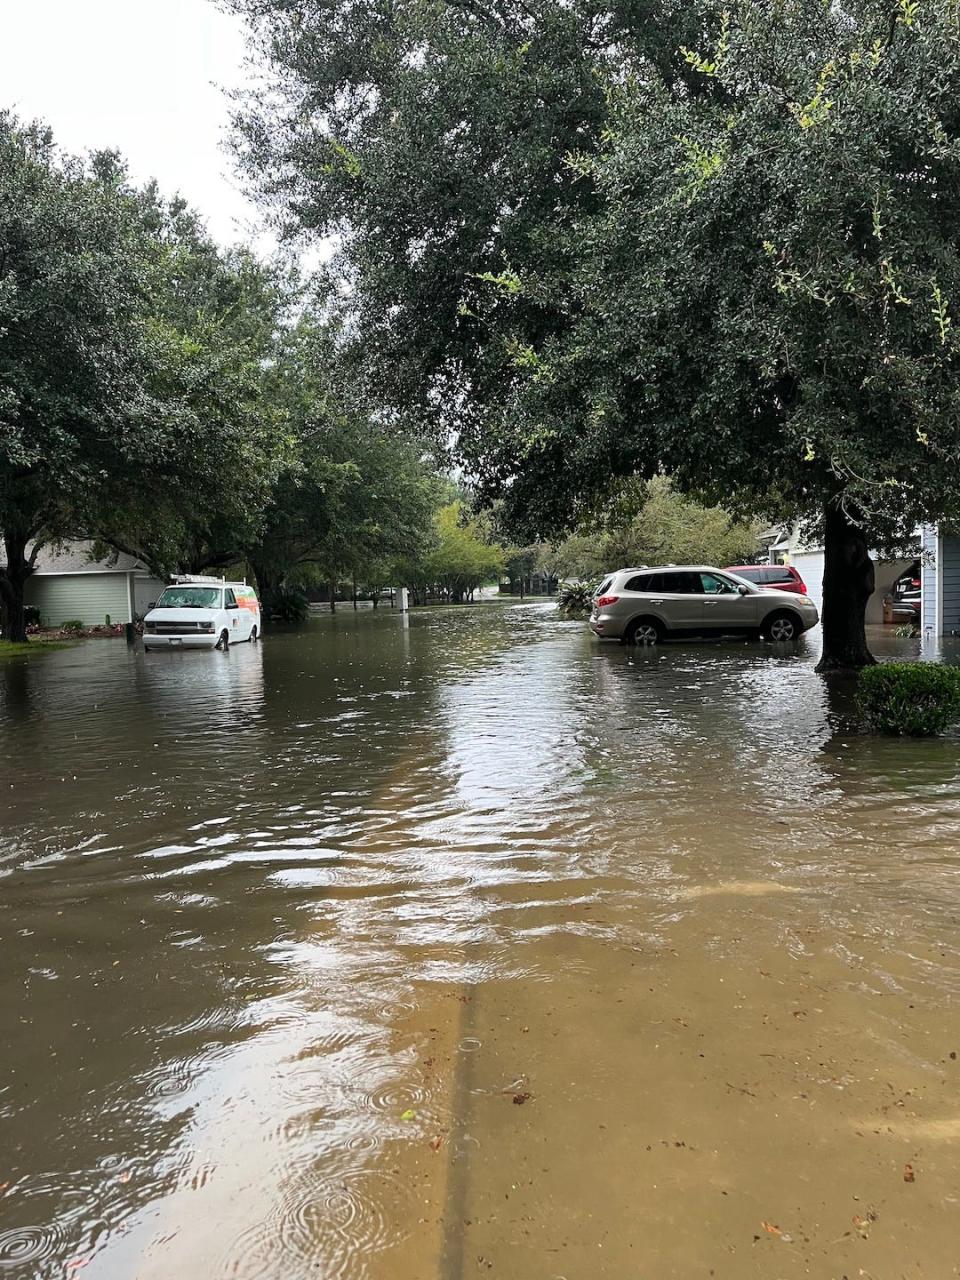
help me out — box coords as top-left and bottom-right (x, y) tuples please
(859, 662), (960, 737)
(61, 619), (84, 633)
(265, 588), (309, 623)
(558, 581), (594, 617)
(24, 605), (42, 627)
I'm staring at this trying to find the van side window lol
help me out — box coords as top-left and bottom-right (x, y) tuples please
(225, 589), (237, 606)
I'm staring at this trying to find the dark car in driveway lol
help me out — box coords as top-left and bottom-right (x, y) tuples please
(888, 562), (921, 623)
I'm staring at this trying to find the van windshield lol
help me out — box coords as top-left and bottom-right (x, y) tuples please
(155, 587), (222, 609)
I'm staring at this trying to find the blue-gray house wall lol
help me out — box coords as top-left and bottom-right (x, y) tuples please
(918, 525), (960, 636)
(941, 536), (960, 632)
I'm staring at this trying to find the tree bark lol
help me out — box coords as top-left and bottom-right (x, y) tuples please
(0, 530), (35, 644)
(815, 499), (876, 672)
(250, 561), (283, 618)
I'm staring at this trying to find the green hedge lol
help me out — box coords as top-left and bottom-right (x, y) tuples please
(858, 662), (960, 737)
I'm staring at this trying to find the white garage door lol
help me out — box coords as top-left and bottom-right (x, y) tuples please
(790, 553), (824, 616)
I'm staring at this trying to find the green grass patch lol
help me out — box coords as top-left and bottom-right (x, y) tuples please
(0, 639), (75, 662)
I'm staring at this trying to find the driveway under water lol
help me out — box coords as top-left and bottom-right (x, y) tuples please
(2, 604), (959, 1279)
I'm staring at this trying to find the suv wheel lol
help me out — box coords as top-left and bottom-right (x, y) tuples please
(625, 617), (663, 645)
(763, 610), (800, 643)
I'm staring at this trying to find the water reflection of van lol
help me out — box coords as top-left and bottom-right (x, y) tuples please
(143, 577), (261, 651)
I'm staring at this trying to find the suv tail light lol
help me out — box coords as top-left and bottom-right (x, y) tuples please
(596, 595), (619, 608)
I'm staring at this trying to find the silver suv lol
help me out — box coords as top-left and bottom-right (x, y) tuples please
(589, 565), (820, 644)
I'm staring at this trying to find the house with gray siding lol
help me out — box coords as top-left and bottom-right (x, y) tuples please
(762, 519), (960, 637)
(767, 526), (914, 625)
(24, 543), (165, 628)
(919, 525), (960, 635)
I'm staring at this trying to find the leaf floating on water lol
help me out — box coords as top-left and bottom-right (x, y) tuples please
(512, 1092), (532, 1105)
(904, 1162), (916, 1182)
(429, 1135), (444, 1152)
(401, 1109), (417, 1121)
(119, 1170), (132, 1183)
(760, 1221), (781, 1235)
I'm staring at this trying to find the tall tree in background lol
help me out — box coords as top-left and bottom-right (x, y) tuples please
(0, 117), (294, 641)
(0, 118), (151, 641)
(400, 499), (505, 603)
(230, 0), (960, 668)
(247, 317), (439, 611)
(551, 477), (761, 581)
(95, 191), (295, 576)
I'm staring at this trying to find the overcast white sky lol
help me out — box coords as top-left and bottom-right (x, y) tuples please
(0, 0), (268, 248)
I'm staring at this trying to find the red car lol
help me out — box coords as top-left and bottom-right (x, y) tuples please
(724, 564), (808, 595)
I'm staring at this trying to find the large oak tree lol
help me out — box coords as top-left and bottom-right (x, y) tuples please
(229, 0), (960, 668)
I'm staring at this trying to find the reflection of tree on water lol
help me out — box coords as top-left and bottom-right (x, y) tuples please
(0, 656), (33, 725)
(817, 669), (863, 741)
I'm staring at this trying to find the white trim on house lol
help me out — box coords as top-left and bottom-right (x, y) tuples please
(920, 525), (940, 635)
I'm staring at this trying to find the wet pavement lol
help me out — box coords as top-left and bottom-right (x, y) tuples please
(2, 604), (959, 1278)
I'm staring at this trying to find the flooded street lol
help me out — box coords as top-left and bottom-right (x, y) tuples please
(3, 603), (960, 1279)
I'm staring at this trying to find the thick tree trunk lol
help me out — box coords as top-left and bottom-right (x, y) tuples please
(815, 500), (876, 672)
(250, 561), (283, 618)
(0, 531), (34, 644)
(329, 581), (337, 613)
(352, 578), (358, 610)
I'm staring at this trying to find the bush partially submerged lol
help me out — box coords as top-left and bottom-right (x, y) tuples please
(558, 581), (594, 617)
(859, 662), (960, 736)
(265, 587), (309, 623)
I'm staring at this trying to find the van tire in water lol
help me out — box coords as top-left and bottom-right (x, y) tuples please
(249, 626), (258, 642)
(217, 629), (230, 651)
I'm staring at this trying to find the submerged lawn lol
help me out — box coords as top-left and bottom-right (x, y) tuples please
(0, 639), (74, 661)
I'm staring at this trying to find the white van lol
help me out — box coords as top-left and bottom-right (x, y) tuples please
(143, 576), (261, 651)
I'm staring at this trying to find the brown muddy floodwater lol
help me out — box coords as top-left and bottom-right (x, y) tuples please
(2, 603), (960, 1280)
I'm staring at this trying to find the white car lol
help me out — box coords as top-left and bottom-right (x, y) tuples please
(589, 565), (820, 644)
(143, 577), (261, 651)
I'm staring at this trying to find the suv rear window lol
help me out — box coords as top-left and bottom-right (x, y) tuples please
(731, 565), (794, 585)
(596, 577), (614, 596)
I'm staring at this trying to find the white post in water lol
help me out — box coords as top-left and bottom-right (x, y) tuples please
(397, 587), (410, 611)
